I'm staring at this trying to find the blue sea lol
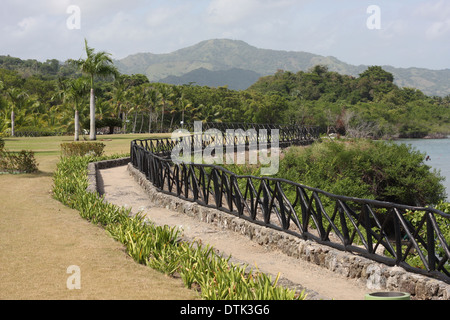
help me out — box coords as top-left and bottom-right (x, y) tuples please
(395, 138), (450, 200)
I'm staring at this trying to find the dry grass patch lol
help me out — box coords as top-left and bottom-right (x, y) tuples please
(0, 133), (197, 300)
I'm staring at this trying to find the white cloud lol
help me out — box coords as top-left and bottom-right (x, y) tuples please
(413, 0), (450, 39)
(426, 20), (450, 39)
(205, 0), (304, 25)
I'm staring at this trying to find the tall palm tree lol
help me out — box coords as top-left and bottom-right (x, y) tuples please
(69, 39), (118, 140)
(181, 98), (195, 129)
(6, 88), (29, 137)
(110, 77), (126, 120)
(157, 84), (174, 133)
(146, 86), (160, 133)
(67, 78), (89, 140)
(53, 77), (89, 140)
(121, 88), (135, 134)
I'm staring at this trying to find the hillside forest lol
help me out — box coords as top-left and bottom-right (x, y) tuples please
(1, 55), (450, 139)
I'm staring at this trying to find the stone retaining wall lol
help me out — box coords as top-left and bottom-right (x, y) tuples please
(87, 157), (131, 194)
(91, 158), (450, 300)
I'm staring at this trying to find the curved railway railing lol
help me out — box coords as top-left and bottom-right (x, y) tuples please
(130, 123), (450, 283)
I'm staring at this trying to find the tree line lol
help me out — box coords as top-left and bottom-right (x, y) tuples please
(249, 65), (450, 139)
(1, 44), (449, 140)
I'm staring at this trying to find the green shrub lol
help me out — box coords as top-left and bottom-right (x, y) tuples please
(0, 150), (38, 173)
(61, 142), (105, 157)
(14, 126), (65, 137)
(0, 137), (4, 150)
(278, 139), (446, 206)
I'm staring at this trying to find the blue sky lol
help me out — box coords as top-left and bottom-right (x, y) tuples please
(1, 0), (449, 70)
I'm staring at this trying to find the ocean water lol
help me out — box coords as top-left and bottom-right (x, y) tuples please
(394, 138), (450, 200)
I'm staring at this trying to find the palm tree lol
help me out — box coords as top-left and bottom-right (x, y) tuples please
(146, 86), (160, 133)
(121, 88), (135, 134)
(53, 77), (90, 140)
(130, 85), (145, 133)
(175, 93), (193, 129)
(69, 39), (118, 140)
(156, 84), (174, 133)
(64, 78), (89, 140)
(6, 88), (29, 137)
(110, 77), (126, 120)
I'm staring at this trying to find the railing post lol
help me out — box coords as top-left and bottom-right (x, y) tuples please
(393, 209), (403, 266)
(427, 211), (436, 272)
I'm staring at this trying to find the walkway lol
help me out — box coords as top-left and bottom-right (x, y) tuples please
(98, 165), (370, 300)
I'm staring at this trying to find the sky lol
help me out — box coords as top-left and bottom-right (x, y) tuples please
(1, 0), (449, 70)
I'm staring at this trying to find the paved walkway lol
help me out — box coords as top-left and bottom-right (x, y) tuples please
(98, 165), (370, 300)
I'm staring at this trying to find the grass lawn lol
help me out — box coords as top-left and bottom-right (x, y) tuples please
(2, 133), (170, 173)
(0, 133), (197, 300)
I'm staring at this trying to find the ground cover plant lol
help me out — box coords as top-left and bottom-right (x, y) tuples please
(52, 153), (306, 300)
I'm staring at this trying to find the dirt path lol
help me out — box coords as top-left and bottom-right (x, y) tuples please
(98, 165), (370, 300)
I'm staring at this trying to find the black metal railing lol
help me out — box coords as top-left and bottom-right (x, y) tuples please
(130, 124), (450, 283)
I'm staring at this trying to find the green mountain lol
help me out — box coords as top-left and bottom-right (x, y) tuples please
(114, 39), (450, 96)
(159, 67), (261, 90)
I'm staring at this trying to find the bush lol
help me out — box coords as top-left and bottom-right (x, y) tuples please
(0, 150), (38, 173)
(13, 126), (66, 137)
(61, 142), (105, 157)
(0, 137), (4, 150)
(278, 139), (446, 206)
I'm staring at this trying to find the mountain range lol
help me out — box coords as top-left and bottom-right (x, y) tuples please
(114, 39), (450, 96)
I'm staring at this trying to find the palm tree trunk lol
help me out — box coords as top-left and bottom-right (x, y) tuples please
(11, 110), (15, 137)
(89, 88), (96, 140)
(123, 112), (127, 133)
(139, 113), (144, 133)
(182, 109), (185, 129)
(74, 109), (80, 141)
(170, 114), (175, 130)
(148, 108), (152, 133)
(132, 111), (138, 133)
(161, 103), (165, 133)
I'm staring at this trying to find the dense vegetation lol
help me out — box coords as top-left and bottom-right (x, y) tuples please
(278, 139), (446, 206)
(224, 138), (446, 207)
(1, 54), (449, 139)
(249, 65), (450, 139)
